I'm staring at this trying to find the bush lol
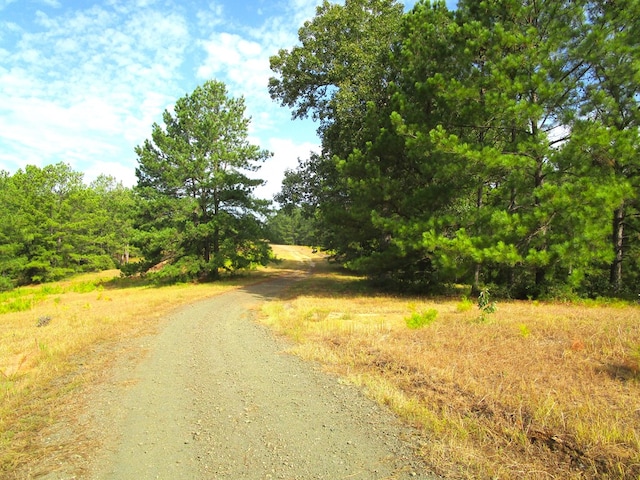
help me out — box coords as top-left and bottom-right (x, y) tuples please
(405, 309), (438, 329)
(477, 288), (497, 321)
(0, 275), (14, 292)
(456, 297), (474, 312)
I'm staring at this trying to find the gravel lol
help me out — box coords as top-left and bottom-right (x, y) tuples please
(27, 275), (438, 480)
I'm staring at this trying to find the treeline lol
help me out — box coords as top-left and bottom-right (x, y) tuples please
(269, 0), (640, 299)
(0, 81), (277, 290)
(0, 157), (284, 291)
(0, 163), (135, 290)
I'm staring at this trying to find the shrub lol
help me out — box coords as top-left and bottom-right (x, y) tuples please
(405, 309), (438, 329)
(0, 276), (14, 292)
(478, 288), (497, 321)
(518, 324), (531, 338)
(456, 296), (474, 312)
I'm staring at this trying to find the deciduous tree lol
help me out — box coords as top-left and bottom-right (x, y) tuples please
(269, 0), (405, 267)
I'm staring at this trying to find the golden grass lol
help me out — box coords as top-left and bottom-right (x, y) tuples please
(259, 259), (640, 479)
(4, 246), (639, 479)
(0, 268), (268, 475)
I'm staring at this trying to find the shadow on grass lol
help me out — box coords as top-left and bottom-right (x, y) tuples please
(101, 267), (274, 291)
(261, 258), (469, 302)
(597, 363), (640, 383)
(219, 255), (372, 303)
(282, 274), (373, 299)
(101, 253), (448, 302)
(238, 257), (396, 304)
(102, 275), (157, 290)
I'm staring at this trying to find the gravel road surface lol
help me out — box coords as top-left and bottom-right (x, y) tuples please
(42, 267), (437, 479)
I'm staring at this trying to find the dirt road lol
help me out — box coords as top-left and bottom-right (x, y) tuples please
(40, 256), (436, 479)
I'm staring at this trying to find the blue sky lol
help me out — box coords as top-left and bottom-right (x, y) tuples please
(0, 0), (456, 200)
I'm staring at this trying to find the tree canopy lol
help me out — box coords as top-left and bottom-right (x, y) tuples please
(0, 164), (134, 290)
(270, 0), (640, 299)
(0, 80), (272, 290)
(4, 3), (638, 300)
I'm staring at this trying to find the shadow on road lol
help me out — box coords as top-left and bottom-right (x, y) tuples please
(239, 256), (372, 304)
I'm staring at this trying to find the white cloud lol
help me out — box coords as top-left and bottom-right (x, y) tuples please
(0, 1), (192, 183)
(548, 124), (570, 149)
(0, 0), (324, 197)
(198, 33), (265, 81)
(0, 95), (124, 170)
(196, 2), (225, 30)
(252, 137), (319, 200)
(34, 10), (55, 28)
(189, 0), (325, 199)
(0, 0), (18, 10)
(289, 0), (327, 21)
(84, 160), (138, 187)
(196, 29), (285, 141)
(193, 0), (326, 141)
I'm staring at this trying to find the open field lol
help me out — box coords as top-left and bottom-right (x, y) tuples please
(2, 246), (639, 479)
(260, 247), (640, 479)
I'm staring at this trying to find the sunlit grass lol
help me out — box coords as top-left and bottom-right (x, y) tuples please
(5, 245), (640, 479)
(259, 258), (640, 479)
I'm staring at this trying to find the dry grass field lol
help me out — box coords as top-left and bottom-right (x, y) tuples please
(261, 247), (640, 479)
(2, 246), (639, 479)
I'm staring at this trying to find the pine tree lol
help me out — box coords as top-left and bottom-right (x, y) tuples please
(133, 80), (272, 280)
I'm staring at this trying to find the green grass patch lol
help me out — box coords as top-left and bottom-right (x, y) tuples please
(405, 308), (438, 329)
(456, 296), (474, 312)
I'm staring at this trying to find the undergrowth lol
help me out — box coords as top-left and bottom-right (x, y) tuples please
(405, 308), (438, 329)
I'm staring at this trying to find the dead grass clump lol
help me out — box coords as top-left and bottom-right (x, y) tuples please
(260, 268), (640, 479)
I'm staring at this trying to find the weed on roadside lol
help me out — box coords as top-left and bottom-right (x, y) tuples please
(477, 288), (497, 321)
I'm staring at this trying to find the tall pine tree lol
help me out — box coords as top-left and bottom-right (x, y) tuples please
(133, 80), (272, 281)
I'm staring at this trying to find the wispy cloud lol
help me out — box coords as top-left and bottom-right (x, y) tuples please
(0, 0), (326, 195)
(254, 137), (319, 200)
(194, 0), (324, 136)
(38, 0), (61, 8)
(196, 1), (225, 31)
(0, 0), (18, 11)
(194, 0), (323, 198)
(0, 1), (191, 178)
(197, 32), (271, 112)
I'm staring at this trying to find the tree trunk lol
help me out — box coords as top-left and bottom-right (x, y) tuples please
(533, 157), (546, 293)
(200, 201), (211, 263)
(472, 185), (483, 295)
(210, 195), (220, 279)
(610, 203), (625, 292)
(213, 226), (220, 256)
